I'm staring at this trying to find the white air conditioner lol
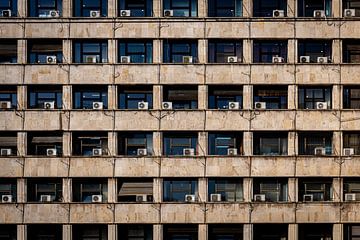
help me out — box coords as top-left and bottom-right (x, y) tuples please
(314, 147), (326, 155)
(136, 194), (147, 202)
(92, 148), (102, 156)
(0, 148), (11, 156)
(44, 101), (55, 109)
(138, 101), (148, 110)
(49, 10), (59, 17)
(183, 56), (193, 64)
(91, 195), (102, 203)
(2, 10), (11, 17)
(183, 148), (195, 156)
(120, 56), (131, 63)
(344, 8), (356, 17)
(303, 194), (314, 202)
(315, 102), (327, 110)
(255, 102), (266, 110)
(254, 194), (266, 202)
(300, 55), (311, 63)
(227, 148), (238, 155)
(164, 9), (174, 17)
(317, 56), (328, 63)
(162, 102), (173, 110)
(137, 148), (147, 156)
(272, 56), (284, 63)
(345, 193), (357, 201)
(85, 55), (97, 63)
(46, 56), (57, 64)
(1, 195), (12, 203)
(210, 193), (222, 202)
(120, 9), (131, 17)
(185, 194), (196, 202)
(40, 195), (52, 202)
(93, 102), (103, 110)
(273, 9), (285, 17)
(46, 148), (57, 156)
(90, 10), (101, 17)
(314, 10), (325, 18)
(227, 56), (238, 63)
(343, 148), (355, 156)
(228, 102), (240, 110)
(0, 101), (11, 109)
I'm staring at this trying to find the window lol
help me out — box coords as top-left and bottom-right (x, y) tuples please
(253, 178), (288, 202)
(73, 41), (108, 63)
(72, 225), (108, 240)
(208, 225), (243, 240)
(0, 225), (16, 240)
(27, 178), (62, 202)
(118, 132), (153, 156)
(72, 179), (108, 202)
(72, 132), (108, 156)
(0, 179), (16, 203)
(208, 85), (243, 109)
(163, 179), (198, 202)
(164, 225), (198, 240)
(28, 40), (63, 63)
(253, 132), (288, 155)
(118, 85), (153, 109)
(298, 86), (332, 109)
(0, 40), (17, 63)
(343, 41), (360, 63)
(208, 178), (243, 202)
(298, 40), (332, 63)
(119, 40), (153, 63)
(73, 86), (108, 109)
(163, 132), (198, 156)
(27, 225), (62, 240)
(0, 132), (17, 156)
(253, 40), (287, 63)
(28, 85), (62, 109)
(344, 87), (360, 109)
(298, 0), (332, 16)
(118, 225), (153, 240)
(253, 224), (288, 240)
(344, 132), (360, 155)
(28, 0), (62, 17)
(27, 132), (63, 156)
(253, 86), (288, 109)
(118, 179), (153, 202)
(163, 85), (198, 110)
(208, 132), (243, 155)
(208, 40), (242, 63)
(253, 0), (287, 17)
(118, 0), (153, 17)
(343, 0), (360, 16)
(208, 0), (242, 17)
(163, 40), (198, 63)
(299, 224), (333, 240)
(73, 0), (107, 17)
(298, 132), (332, 155)
(344, 225), (360, 240)
(0, 86), (17, 109)
(343, 179), (360, 200)
(163, 0), (197, 17)
(0, 0), (17, 16)
(299, 178), (332, 201)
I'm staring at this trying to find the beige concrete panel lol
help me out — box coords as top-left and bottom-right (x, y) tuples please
(114, 22), (158, 38)
(24, 111), (62, 130)
(70, 111), (114, 130)
(341, 65), (360, 84)
(160, 111), (205, 130)
(0, 158), (23, 177)
(251, 111), (295, 130)
(115, 204), (160, 223)
(251, 203), (295, 223)
(340, 21), (360, 38)
(295, 111), (340, 130)
(160, 158), (205, 177)
(341, 203), (360, 222)
(24, 158), (68, 177)
(205, 111), (250, 131)
(0, 23), (24, 38)
(243, 85), (252, 110)
(206, 22), (249, 38)
(18, 40), (26, 64)
(70, 204), (114, 223)
(114, 158), (159, 177)
(18, 178), (26, 203)
(70, 65), (113, 84)
(115, 111), (159, 130)
(160, 65), (205, 84)
(24, 204), (69, 223)
(296, 21), (339, 38)
(206, 65), (250, 84)
(0, 204), (23, 223)
(0, 65), (23, 84)
(296, 65), (340, 84)
(161, 204), (204, 223)
(251, 157), (295, 177)
(251, 65), (295, 84)
(296, 203), (340, 223)
(243, 178), (253, 202)
(24, 65), (69, 84)
(296, 157), (340, 176)
(69, 158), (114, 177)
(341, 111), (360, 130)
(160, 22), (204, 38)
(206, 157), (250, 177)
(114, 65), (159, 84)
(70, 22), (113, 38)
(288, 178), (298, 202)
(251, 22), (294, 38)
(341, 157), (360, 176)
(0, 112), (22, 130)
(205, 203), (249, 223)
(25, 22), (69, 38)
(198, 85), (207, 110)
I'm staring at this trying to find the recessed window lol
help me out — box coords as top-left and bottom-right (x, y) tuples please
(253, 85), (288, 109)
(28, 85), (62, 109)
(298, 132), (333, 155)
(344, 87), (360, 109)
(73, 0), (107, 17)
(208, 85), (243, 109)
(343, 0), (360, 16)
(208, 178), (243, 202)
(0, 179), (17, 203)
(163, 132), (198, 156)
(72, 132), (108, 156)
(253, 224), (288, 240)
(298, 0), (332, 17)
(163, 0), (198, 17)
(118, 40), (153, 63)
(208, 40), (242, 63)
(253, 178), (288, 202)
(118, 225), (153, 240)
(344, 224), (360, 240)
(118, 85), (153, 109)
(343, 132), (360, 155)
(72, 178), (108, 203)
(253, 40), (287, 63)
(164, 225), (198, 240)
(208, 132), (243, 156)
(0, 132), (17, 156)
(118, 0), (153, 17)
(28, 0), (62, 17)
(0, 224), (16, 239)
(253, 0), (287, 17)
(118, 132), (153, 156)
(298, 178), (333, 201)
(118, 178), (153, 202)
(163, 40), (198, 63)
(0, 0), (17, 17)
(163, 85), (198, 110)
(0, 86), (17, 110)
(163, 179), (198, 202)
(28, 40), (63, 64)
(253, 132), (288, 156)
(298, 86), (332, 109)
(73, 41), (108, 63)
(27, 224), (62, 240)
(208, 225), (243, 240)
(72, 225), (108, 240)
(27, 178), (63, 202)
(343, 40), (360, 63)
(343, 178), (360, 201)
(27, 132), (63, 156)
(0, 40), (17, 63)
(298, 40), (332, 63)
(208, 0), (242, 17)
(73, 85), (108, 109)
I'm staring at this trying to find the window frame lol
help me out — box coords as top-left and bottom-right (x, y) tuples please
(298, 0), (332, 17)
(253, 132), (288, 156)
(0, 87), (17, 109)
(28, 86), (62, 109)
(298, 40), (332, 63)
(253, 0), (287, 17)
(118, 40), (153, 63)
(0, 41), (17, 63)
(298, 132), (333, 155)
(208, 40), (243, 63)
(163, 0), (198, 17)
(0, 0), (17, 16)
(72, 133), (108, 156)
(163, 133), (198, 156)
(298, 86), (332, 109)
(208, 178), (243, 202)
(163, 179), (198, 202)
(73, 41), (108, 63)
(72, 179), (108, 203)
(117, 132), (153, 156)
(118, 0), (153, 17)
(118, 86), (153, 109)
(28, 40), (63, 64)
(27, 132), (63, 156)
(163, 40), (198, 63)
(208, 0), (243, 17)
(253, 86), (288, 109)
(0, 180), (17, 203)
(344, 87), (360, 109)
(73, 87), (108, 109)
(253, 40), (288, 63)
(72, 225), (108, 240)
(73, 0), (108, 17)
(27, 178), (63, 202)
(28, 0), (62, 17)
(253, 178), (288, 202)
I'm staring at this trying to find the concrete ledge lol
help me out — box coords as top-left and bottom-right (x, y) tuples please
(206, 203), (249, 223)
(24, 157), (68, 177)
(115, 203), (160, 223)
(24, 204), (68, 223)
(70, 204), (114, 223)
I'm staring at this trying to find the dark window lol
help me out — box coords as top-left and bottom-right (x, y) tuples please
(72, 132), (108, 156)
(73, 0), (107, 17)
(163, 132), (198, 156)
(343, 132), (360, 155)
(208, 132), (243, 155)
(0, 225), (17, 240)
(164, 225), (198, 240)
(118, 179), (153, 202)
(163, 40), (198, 63)
(27, 132), (63, 156)
(344, 87), (360, 109)
(27, 178), (62, 202)
(298, 86), (332, 109)
(28, 85), (62, 109)
(253, 224), (288, 240)
(119, 40), (152, 63)
(343, 179), (360, 200)
(0, 179), (17, 203)
(0, 41), (17, 63)
(118, 85), (153, 109)
(343, 0), (360, 16)
(253, 178), (288, 202)
(298, 132), (332, 155)
(0, 0), (17, 16)
(0, 132), (17, 156)
(253, 132), (288, 155)
(299, 178), (333, 201)
(73, 86), (108, 109)
(253, 86), (288, 109)
(253, 40), (287, 63)
(163, 179), (197, 202)
(343, 41), (360, 63)
(118, 225), (153, 240)
(0, 86), (17, 109)
(118, 132), (153, 156)
(344, 224), (360, 240)
(163, 85), (198, 110)
(208, 85), (243, 109)
(73, 41), (108, 63)
(28, 0), (62, 17)
(208, 178), (243, 202)
(253, 0), (287, 17)
(208, 0), (242, 17)
(72, 225), (108, 240)
(208, 40), (242, 63)
(72, 179), (108, 203)
(298, 0), (332, 16)
(208, 225), (243, 240)
(28, 40), (63, 63)
(118, 0), (153, 17)
(163, 0), (197, 17)
(298, 40), (332, 63)
(299, 224), (333, 240)
(27, 225), (62, 240)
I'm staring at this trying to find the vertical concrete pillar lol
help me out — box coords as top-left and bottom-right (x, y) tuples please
(243, 224), (252, 240)
(288, 178), (298, 202)
(108, 85), (117, 110)
(108, 132), (117, 156)
(18, 0), (27, 17)
(288, 39), (296, 64)
(63, 178), (72, 202)
(198, 0), (207, 18)
(108, 225), (117, 240)
(287, 0), (296, 17)
(108, 178), (117, 203)
(153, 0), (162, 17)
(198, 85), (208, 110)
(62, 85), (72, 110)
(17, 86), (26, 110)
(17, 178), (26, 203)
(63, 225), (72, 240)
(154, 225), (163, 240)
(243, 178), (253, 202)
(243, 0), (252, 17)
(108, 0), (117, 17)
(153, 132), (162, 156)
(243, 85), (253, 110)
(153, 85), (162, 110)
(198, 132), (207, 156)
(333, 224), (343, 240)
(154, 40), (162, 64)
(332, 0), (341, 17)
(288, 85), (297, 110)
(198, 178), (207, 202)
(198, 39), (207, 64)
(63, 40), (72, 64)
(333, 131), (341, 157)
(63, 132), (71, 157)
(332, 40), (341, 64)
(62, 0), (71, 17)
(17, 132), (26, 156)
(288, 224), (298, 240)
(333, 84), (341, 110)
(243, 40), (252, 64)
(17, 40), (26, 64)
(333, 178), (342, 202)
(17, 225), (26, 240)
(288, 132), (296, 156)
(153, 178), (163, 203)
(108, 40), (116, 64)
(243, 132), (252, 156)
(199, 224), (207, 240)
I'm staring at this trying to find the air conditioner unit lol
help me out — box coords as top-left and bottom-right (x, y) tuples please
(136, 194), (147, 202)
(344, 8), (356, 17)
(162, 102), (173, 110)
(0, 149), (11, 156)
(254, 194), (266, 202)
(120, 56), (131, 63)
(46, 56), (57, 64)
(85, 55), (97, 63)
(227, 56), (238, 63)
(255, 102), (266, 110)
(343, 148), (355, 156)
(303, 194), (314, 202)
(272, 56), (284, 63)
(137, 148), (147, 156)
(46, 148), (57, 156)
(164, 9), (174, 17)
(345, 193), (357, 201)
(227, 148), (238, 156)
(314, 147), (326, 155)
(138, 101), (148, 110)
(120, 9), (131, 17)
(183, 56), (193, 64)
(90, 10), (101, 17)
(49, 10), (59, 17)
(300, 56), (311, 63)
(228, 102), (239, 110)
(40, 195), (52, 202)
(314, 10), (325, 18)
(44, 101), (55, 109)
(0, 101), (11, 109)
(185, 194), (196, 202)
(273, 9), (285, 17)
(93, 102), (103, 110)
(2, 10), (11, 17)
(183, 148), (195, 156)
(315, 102), (327, 110)
(1, 195), (12, 203)
(92, 148), (102, 156)
(91, 195), (102, 203)
(210, 193), (222, 202)
(317, 56), (328, 63)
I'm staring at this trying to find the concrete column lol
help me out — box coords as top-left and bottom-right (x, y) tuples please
(63, 178), (72, 202)
(108, 225), (117, 240)
(108, 85), (117, 110)
(108, 0), (117, 17)
(62, 85), (72, 110)
(63, 40), (72, 64)
(243, 0), (252, 17)
(108, 40), (116, 64)
(153, 85), (162, 110)
(332, 0), (341, 17)
(18, 40), (26, 64)
(332, 84), (341, 110)
(17, 132), (26, 156)
(288, 178), (297, 202)
(287, 0), (296, 17)
(243, 85), (253, 110)
(333, 131), (341, 157)
(108, 132), (117, 156)
(17, 86), (26, 110)
(333, 178), (342, 202)
(198, 39), (207, 64)
(243, 40), (252, 64)
(17, 178), (26, 203)
(243, 178), (253, 202)
(154, 40), (162, 64)
(63, 132), (71, 156)
(198, 85), (208, 110)
(198, 132), (207, 156)
(198, 178), (207, 202)
(243, 131), (252, 156)
(199, 224), (207, 240)
(153, 0), (162, 17)
(332, 40), (341, 64)
(17, 225), (26, 240)
(288, 39), (296, 64)
(153, 178), (162, 203)
(243, 224), (252, 240)
(62, 0), (71, 17)
(288, 85), (297, 110)
(198, 0), (207, 18)
(153, 132), (162, 156)
(288, 224), (298, 240)
(63, 225), (72, 240)
(288, 132), (296, 156)
(108, 178), (117, 203)
(17, 0), (27, 17)
(154, 225), (163, 240)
